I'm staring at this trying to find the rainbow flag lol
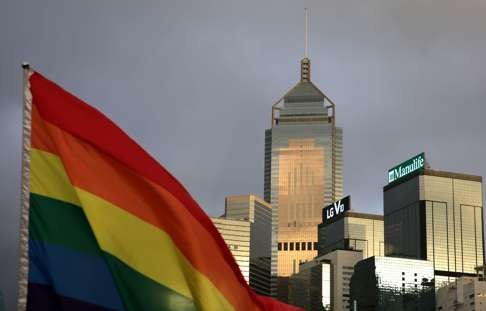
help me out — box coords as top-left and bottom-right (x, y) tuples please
(19, 71), (301, 311)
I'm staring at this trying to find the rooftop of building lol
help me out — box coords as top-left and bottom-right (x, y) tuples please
(384, 168), (483, 191)
(298, 249), (364, 271)
(225, 193), (272, 208)
(344, 211), (384, 221)
(281, 58), (327, 104)
(210, 217), (251, 225)
(283, 80), (325, 103)
(424, 169), (482, 182)
(318, 210), (383, 227)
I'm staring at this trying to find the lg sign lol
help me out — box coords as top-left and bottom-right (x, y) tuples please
(322, 196), (350, 223)
(326, 200), (344, 219)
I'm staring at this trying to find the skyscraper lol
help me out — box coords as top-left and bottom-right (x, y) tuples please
(288, 249), (363, 310)
(317, 197), (384, 259)
(211, 217), (251, 283)
(264, 54), (343, 299)
(225, 194), (272, 296)
(350, 256), (435, 311)
(384, 156), (484, 287)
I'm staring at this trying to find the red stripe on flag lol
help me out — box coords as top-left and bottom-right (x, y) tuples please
(29, 72), (301, 310)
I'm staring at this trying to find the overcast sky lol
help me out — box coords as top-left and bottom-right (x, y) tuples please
(1, 0), (486, 309)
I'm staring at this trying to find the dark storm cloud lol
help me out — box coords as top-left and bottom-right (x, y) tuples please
(1, 0), (486, 309)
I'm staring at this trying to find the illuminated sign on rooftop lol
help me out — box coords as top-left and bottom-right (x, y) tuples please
(388, 153), (425, 183)
(322, 196), (350, 223)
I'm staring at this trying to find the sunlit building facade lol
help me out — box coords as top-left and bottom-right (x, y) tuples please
(384, 169), (484, 286)
(318, 210), (384, 259)
(289, 249), (363, 310)
(211, 217), (251, 283)
(435, 277), (486, 311)
(350, 256), (435, 311)
(225, 194), (272, 295)
(264, 57), (343, 298)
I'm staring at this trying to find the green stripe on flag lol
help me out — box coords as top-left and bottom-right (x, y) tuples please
(29, 193), (197, 311)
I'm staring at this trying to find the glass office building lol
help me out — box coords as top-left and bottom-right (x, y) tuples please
(225, 194), (272, 295)
(318, 210), (384, 259)
(264, 57), (343, 298)
(211, 217), (251, 283)
(249, 257), (272, 297)
(350, 256), (435, 311)
(289, 249), (363, 310)
(384, 169), (484, 286)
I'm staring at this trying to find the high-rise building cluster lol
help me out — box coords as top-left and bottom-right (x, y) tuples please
(212, 41), (485, 311)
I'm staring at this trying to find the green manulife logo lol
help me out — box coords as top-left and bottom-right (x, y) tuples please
(388, 153), (425, 183)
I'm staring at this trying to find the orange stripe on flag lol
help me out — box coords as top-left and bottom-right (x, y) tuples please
(31, 104), (57, 154)
(29, 71), (303, 311)
(30, 72), (254, 307)
(32, 110), (261, 311)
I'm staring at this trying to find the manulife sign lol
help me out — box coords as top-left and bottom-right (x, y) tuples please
(388, 153), (425, 183)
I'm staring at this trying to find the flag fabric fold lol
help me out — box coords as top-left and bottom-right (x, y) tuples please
(22, 71), (301, 311)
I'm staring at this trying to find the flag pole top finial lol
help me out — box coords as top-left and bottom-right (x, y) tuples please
(21, 62), (30, 70)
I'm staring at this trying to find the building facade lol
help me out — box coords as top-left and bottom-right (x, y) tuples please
(318, 197), (384, 259)
(435, 277), (486, 311)
(249, 257), (272, 297)
(350, 256), (435, 311)
(384, 168), (484, 286)
(288, 249), (363, 310)
(211, 217), (251, 283)
(225, 194), (272, 295)
(264, 57), (343, 298)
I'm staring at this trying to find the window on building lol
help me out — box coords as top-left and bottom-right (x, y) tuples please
(296, 242), (300, 250)
(314, 242), (318, 250)
(290, 243), (294, 251)
(284, 243), (288, 251)
(278, 243), (282, 251)
(307, 242), (312, 250)
(302, 242), (306, 250)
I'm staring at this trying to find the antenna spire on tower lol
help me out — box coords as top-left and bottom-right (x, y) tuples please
(301, 8), (311, 82)
(304, 8), (310, 59)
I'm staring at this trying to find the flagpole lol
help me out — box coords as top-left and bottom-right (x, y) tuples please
(17, 62), (32, 311)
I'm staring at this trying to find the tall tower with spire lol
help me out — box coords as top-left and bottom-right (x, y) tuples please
(264, 9), (343, 300)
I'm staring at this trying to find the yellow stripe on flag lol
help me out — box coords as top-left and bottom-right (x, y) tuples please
(30, 148), (79, 206)
(30, 147), (235, 311)
(76, 188), (235, 311)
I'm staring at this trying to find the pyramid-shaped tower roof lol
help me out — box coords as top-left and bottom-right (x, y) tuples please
(283, 58), (326, 103)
